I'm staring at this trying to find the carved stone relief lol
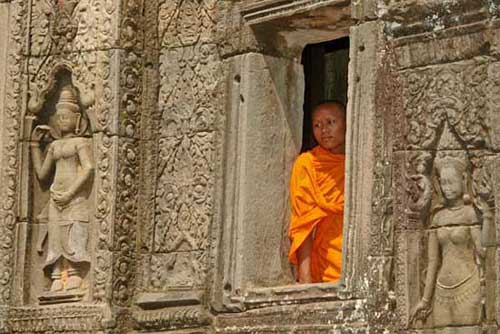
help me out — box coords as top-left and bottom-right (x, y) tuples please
(26, 70), (95, 304)
(16, 31), (142, 312)
(0, 0), (28, 312)
(29, 0), (117, 55)
(158, 0), (217, 48)
(4, 0), (500, 333)
(119, 0), (143, 50)
(143, 42), (222, 292)
(397, 59), (490, 151)
(136, 0), (224, 296)
(410, 154), (487, 328)
(396, 57), (498, 331)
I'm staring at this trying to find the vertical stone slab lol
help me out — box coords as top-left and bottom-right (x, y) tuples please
(0, 2), (8, 165)
(0, 1), (26, 330)
(232, 53), (303, 290)
(0, 3), (9, 328)
(212, 52), (304, 310)
(343, 20), (382, 293)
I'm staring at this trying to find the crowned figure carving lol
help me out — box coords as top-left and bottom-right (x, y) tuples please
(411, 156), (484, 327)
(30, 85), (94, 296)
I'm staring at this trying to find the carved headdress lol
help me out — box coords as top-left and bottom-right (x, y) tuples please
(56, 85), (81, 113)
(434, 156), (467, 176)
(54, 85), (89, 136)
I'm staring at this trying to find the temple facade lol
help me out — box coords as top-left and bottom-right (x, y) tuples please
(0, 0), (499, 333)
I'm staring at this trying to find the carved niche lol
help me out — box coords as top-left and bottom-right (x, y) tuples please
(26, 68), (96, 304)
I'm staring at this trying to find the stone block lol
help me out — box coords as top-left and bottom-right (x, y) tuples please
(393, 30), (488, 70)
(0, 2), (8, 163)
(215, 52), (304, 296)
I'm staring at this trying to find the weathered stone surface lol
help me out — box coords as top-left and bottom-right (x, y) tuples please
(0, 2), (8, 169)
(2, 0), (500, 333)
(218, 52), (303, 290)
(27, 0), (140, 56)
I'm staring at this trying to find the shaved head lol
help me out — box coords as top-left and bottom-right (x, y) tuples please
(312, 101), (346, 120)
(311, 101), (346, 154)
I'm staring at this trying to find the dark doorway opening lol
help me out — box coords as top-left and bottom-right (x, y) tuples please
(301, 36), (350, 152)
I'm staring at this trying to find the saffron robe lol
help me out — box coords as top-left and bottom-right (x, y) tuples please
(288, 146), (345, 282)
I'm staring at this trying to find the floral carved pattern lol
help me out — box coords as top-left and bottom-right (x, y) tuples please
(30, 0), (116, 55)
(402, 59), (490, 151)
(143, 4), (223, 290)
(158, 0), (217, 48)
(0, 0), (27, 308)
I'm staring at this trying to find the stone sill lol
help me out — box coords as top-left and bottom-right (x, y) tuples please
(233, 282), (348, 309)
(135, 290), (204, 310)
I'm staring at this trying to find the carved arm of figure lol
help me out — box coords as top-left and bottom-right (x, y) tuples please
(410, 229), (439, 324)
(409, 174), (432, 212)
(477, 198), (495, 248)
(471, 225), (486, 262)
(470, 225), (486, 282)
(51, 140), (94, 208)
(30, 125), (55, 182)
(297, 232), (314, 283)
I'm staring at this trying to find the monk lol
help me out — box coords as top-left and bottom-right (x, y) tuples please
(288, 102), (346, 283)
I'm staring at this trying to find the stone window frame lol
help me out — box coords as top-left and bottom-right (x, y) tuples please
(212, 0), (381, 311)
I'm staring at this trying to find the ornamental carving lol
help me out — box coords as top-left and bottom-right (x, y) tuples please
(400, 104), (496, 331)
(139, 13), (223, 289)
(27, 69), (95, 303)
(410, 154), (488, 327)
(158, 0), (217, 48)
(402, 60), (490, 151)
(30, 0), (116, 55)
(399, 58), (497, 329)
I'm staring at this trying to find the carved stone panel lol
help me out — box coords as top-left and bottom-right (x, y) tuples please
(0, 0), (28, 312)
(137, 39), (224, 303)
(0, 2), (8, 163)
(29, 0), (120, 55)
(395, 58), (491, 152)
(17, 44), (130, 308)
(158, 0), (218, 49)
(25, 70), (95, 304)
(394, 55), (499, 330)
(404, 153), (496, 330)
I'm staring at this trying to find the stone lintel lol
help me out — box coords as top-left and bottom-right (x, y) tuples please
(241, 0), (350, 26)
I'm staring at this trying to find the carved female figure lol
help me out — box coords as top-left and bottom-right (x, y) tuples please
(30, 85), (94, 292)
(411, 157), (484, 327)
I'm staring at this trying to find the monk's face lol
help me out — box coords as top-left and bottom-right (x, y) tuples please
(312, 104), (346, 154)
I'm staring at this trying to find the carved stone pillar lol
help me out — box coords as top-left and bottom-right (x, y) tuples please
(1, 0), (143, 332)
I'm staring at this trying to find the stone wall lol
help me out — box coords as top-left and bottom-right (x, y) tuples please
(0, 0), (498, 333)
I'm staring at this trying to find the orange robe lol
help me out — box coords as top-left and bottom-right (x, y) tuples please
(288, 146), (345, 282)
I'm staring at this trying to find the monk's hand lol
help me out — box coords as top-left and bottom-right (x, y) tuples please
(409, 298), (431, 324)
(298, 271), (313, 284)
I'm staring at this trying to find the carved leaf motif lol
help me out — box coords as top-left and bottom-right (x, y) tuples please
(159, 0), (217, 48)
(403, 60), (490, 150)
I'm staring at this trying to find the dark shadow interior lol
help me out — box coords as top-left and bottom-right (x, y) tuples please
(301, 36), (350, 152)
